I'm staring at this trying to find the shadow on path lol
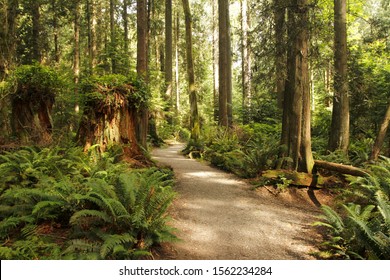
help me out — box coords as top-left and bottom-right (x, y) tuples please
(152, 143), (320, 260)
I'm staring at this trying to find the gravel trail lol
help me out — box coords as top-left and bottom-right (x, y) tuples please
(152, 143), (321, 260)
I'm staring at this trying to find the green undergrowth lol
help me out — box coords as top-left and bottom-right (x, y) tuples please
(0, 145), (176, 259)
(186, 123), (283, 178)
(313, 157), (390, 259)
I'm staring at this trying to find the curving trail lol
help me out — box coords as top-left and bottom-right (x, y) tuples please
(152, 143), (321, 260)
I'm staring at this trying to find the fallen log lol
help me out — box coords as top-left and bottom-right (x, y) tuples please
(314, 160), (370, 177)
(261, 169), (335, 188)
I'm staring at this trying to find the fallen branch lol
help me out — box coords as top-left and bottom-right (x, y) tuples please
(314, 160), (370, 177)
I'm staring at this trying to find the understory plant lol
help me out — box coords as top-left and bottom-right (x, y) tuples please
(0, 146), (176, 259)
(202, 123), (282, 178)
(313, 157), (390, 259)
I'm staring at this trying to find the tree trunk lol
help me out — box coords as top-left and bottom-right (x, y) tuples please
(218, 0), (232, 127)
(281, 0), (314, 174)
(10, 66), (56, 146)
(110, 0), (116, 74)
(0, 2), (7, 80)
(137, 0), (149, 148)
(241, 0), (251, 124)
(52, 0), (60, 63)
(87, 0), (97, 74)
(174, 6), (180, 120)
(182, 0), (200, 142)
(31, 0), (41, 62)
(73, 0), (80, 113)
(165, 0), (173, 116)
(123, 0), (129, 71)
(274, 0), (286, 109)
(314, 160), (369, 177)
(328, 0), (349, 153)
(212, 0), (219, 123)
(76, 84), (142, 159)
(276, 1), (288, 149)
(0, 0), (18, 80)
(370, 102), (390, 161)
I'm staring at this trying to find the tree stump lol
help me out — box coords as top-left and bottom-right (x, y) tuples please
(9, 65), (57, 145)
(76, 75), (145, 160)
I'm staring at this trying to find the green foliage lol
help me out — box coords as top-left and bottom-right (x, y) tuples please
(314, 157), (390, 259)
(80, 74), (149, 110)
(201, 124), (282, 178)
(0, 146), (176, 259)
(6, 64), (61, 102)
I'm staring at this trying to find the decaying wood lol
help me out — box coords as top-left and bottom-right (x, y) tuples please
(314, 160), (370, 177)
(262, 169), (326, 188)
(261, 160), (370, 188)
(76, 87), (142, 159)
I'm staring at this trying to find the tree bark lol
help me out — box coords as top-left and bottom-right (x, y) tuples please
(123, 0), (129, 71)
(73, 0), (80, 113)
(241, 0), (251, 124)
(87, 0), (97, 74)
(31, 0), (41, 62)
(182, 0), (200, 141)
(165, 0), (173, 114)
(137, 0), (149, 148)
(370, 102), (390, 161)
(76, 84), (142, 159)
(52, 0), (60, 64)
(328, 0), (349, 153)
(281, 0), (314, 174)
(212, 0), (219, 123)
(0, 0), (18, 80)
(174, 6), (180, 120)
(274, 0), (286, 109)
(110, 0), (116, 74)
(314, 160), (369, 177)
(218, 0), (232, 127)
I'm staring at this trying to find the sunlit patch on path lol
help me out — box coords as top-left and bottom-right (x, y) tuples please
(152, 143), (319, 260)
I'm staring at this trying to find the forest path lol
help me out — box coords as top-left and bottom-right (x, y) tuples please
(151, 143), (321, 260)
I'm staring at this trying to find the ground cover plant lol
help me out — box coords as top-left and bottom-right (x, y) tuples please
(0, 145), (176, 260)
(313, 157), (390, 259)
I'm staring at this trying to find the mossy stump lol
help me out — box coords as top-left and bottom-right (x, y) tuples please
(76, 75), (146, 160)
(8, 65), (58, 145)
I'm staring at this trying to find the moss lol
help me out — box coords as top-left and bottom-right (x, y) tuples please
(80, 74), (149, 109)
(8, 64), (60, 102)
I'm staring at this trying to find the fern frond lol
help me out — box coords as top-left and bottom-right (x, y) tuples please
(99, 233), (136, 258)
(319, 205), (345, 234)
(32, 201), (64, 218)
(63, 239), (100, 259)
(376, 194), (390, 227)
(0, 216), (34, 237)
(70, 210), (111, 225)
(116, 173), (138, 208)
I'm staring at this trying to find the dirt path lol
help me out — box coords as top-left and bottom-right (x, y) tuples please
(152, 143), (323, 260)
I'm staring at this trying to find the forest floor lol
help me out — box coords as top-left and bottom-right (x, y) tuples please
(151, 142), (334, 260)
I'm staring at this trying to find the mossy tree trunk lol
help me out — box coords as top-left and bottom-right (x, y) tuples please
(137, 0), (149, 148)
(9, 65), (58, 145)
(76, 83), (142, 159)
(182, 0), (200, 142)
(370, 101), (390, 161)
(11, 91), (54, 145)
